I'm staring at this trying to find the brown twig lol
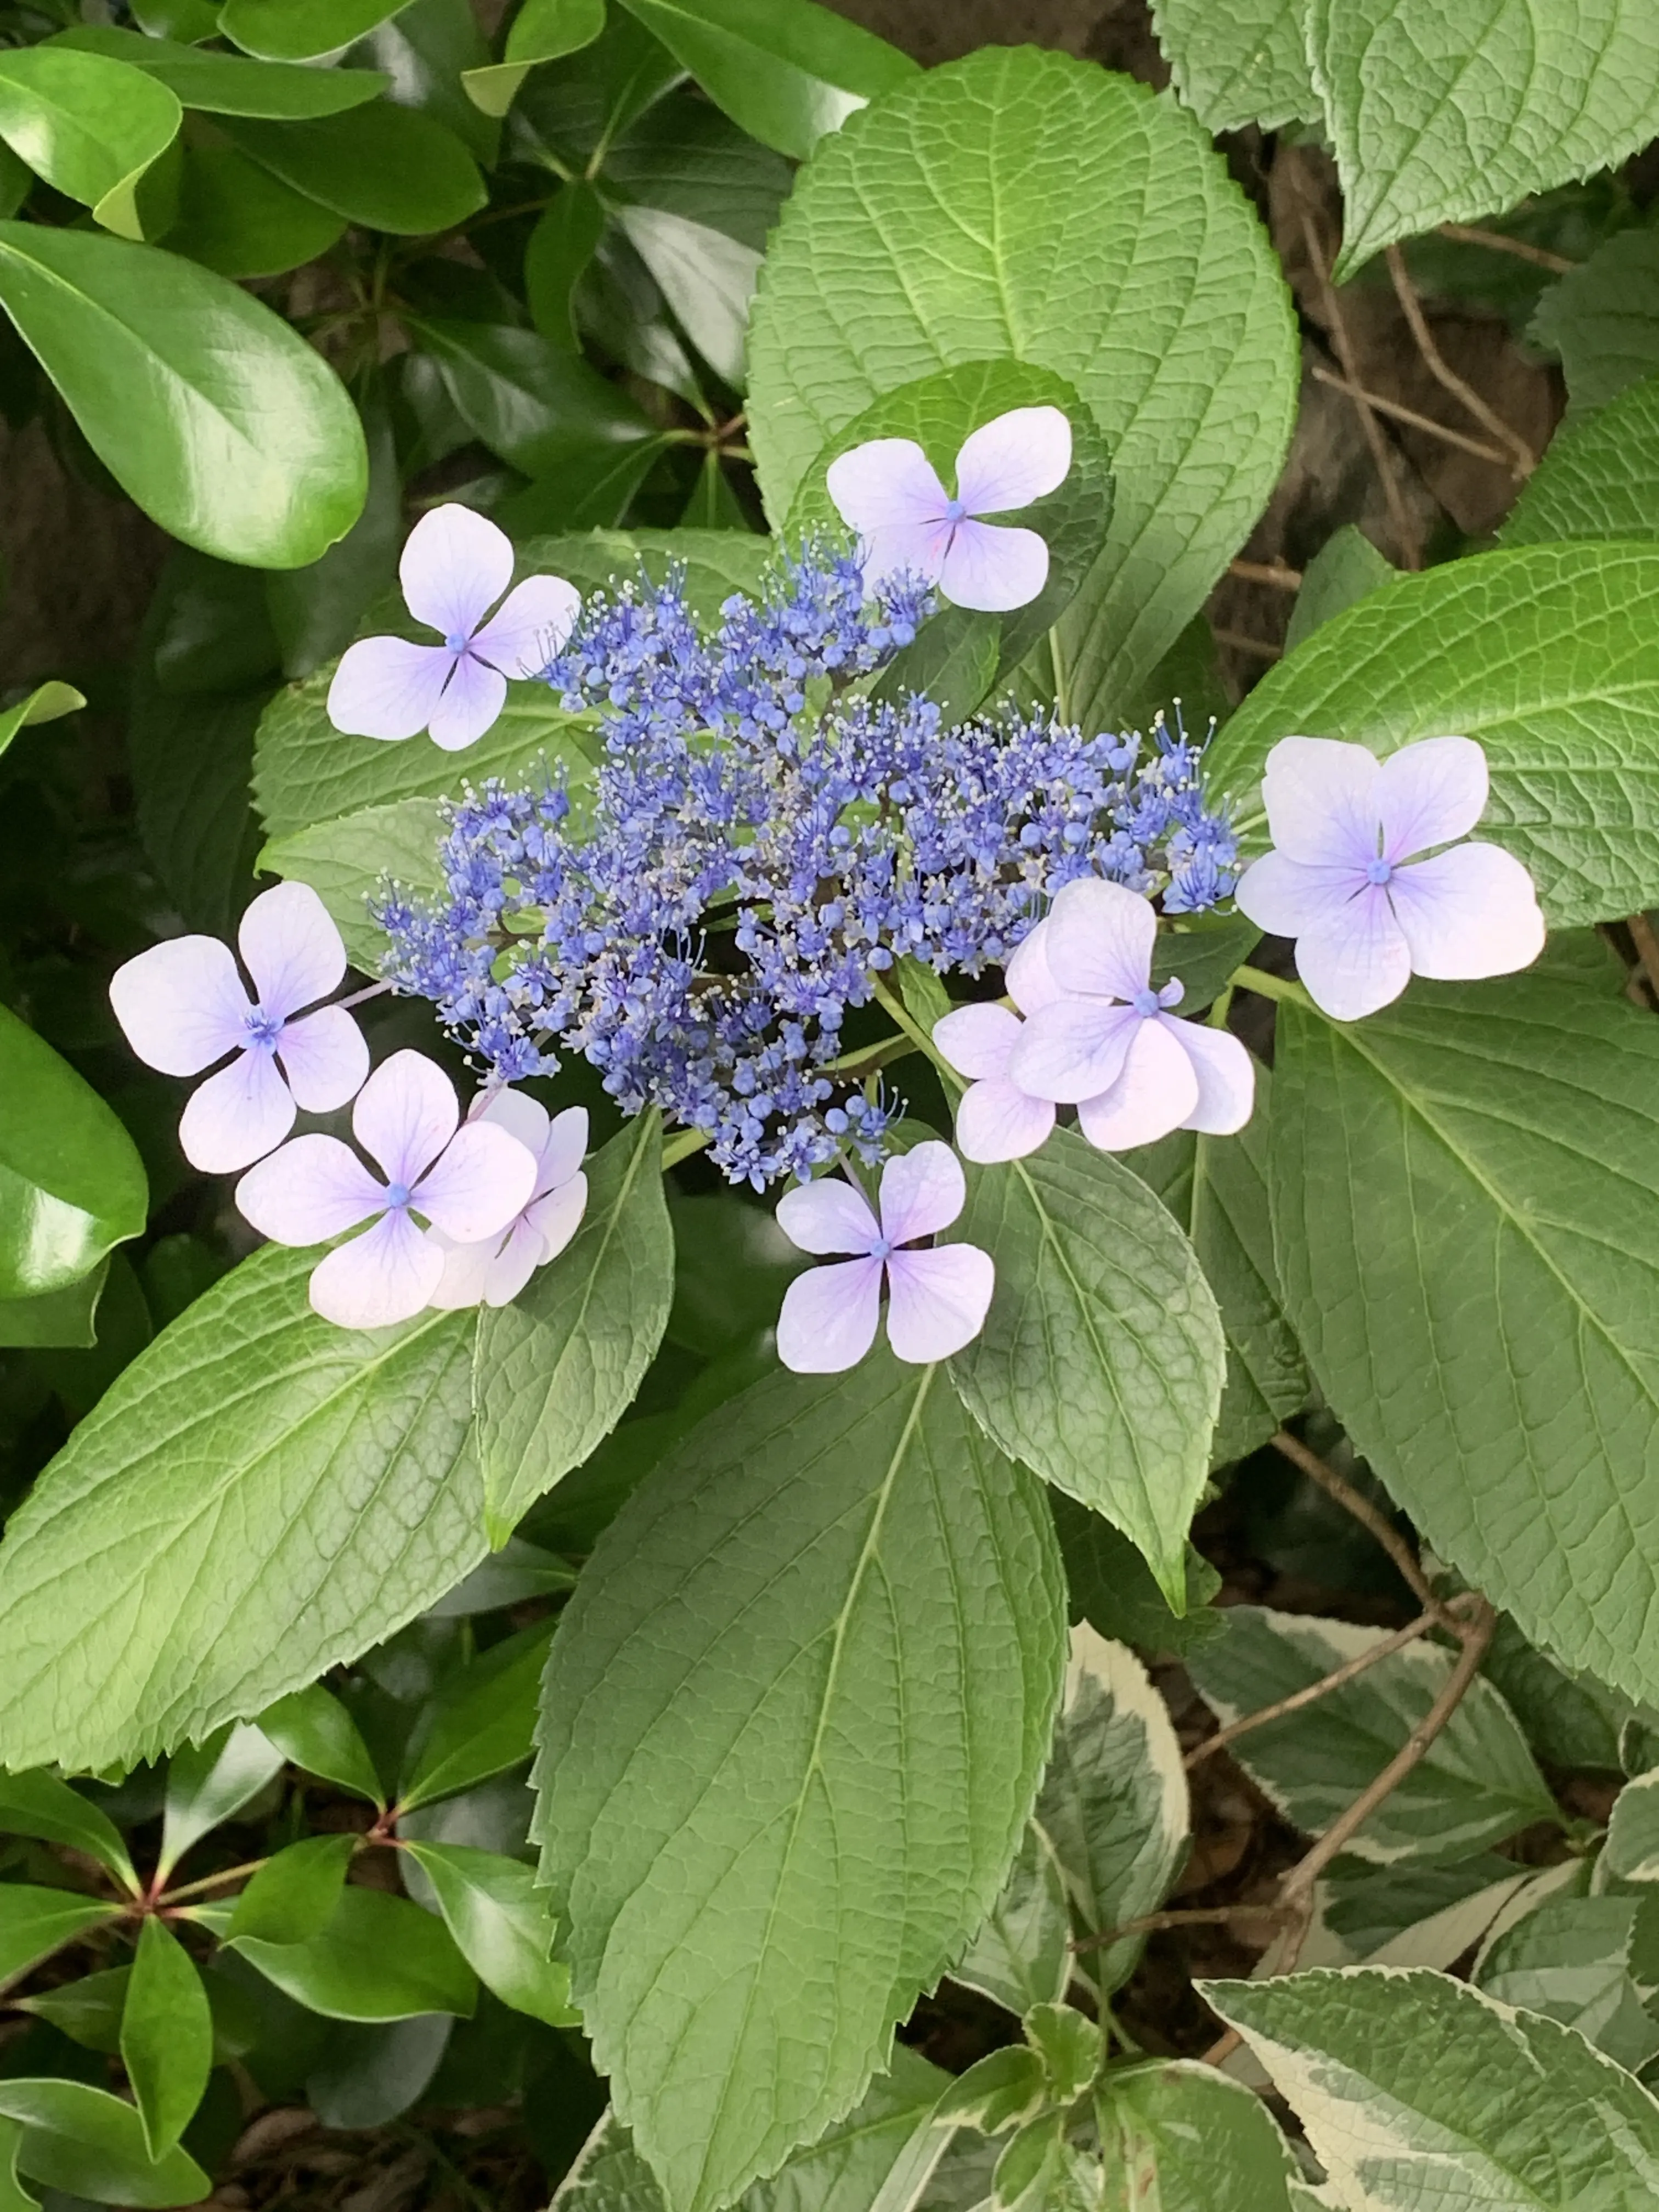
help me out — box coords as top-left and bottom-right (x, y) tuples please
(1435, 223), (1576, 274)
(1212, 627), (1282, 662)
(1307, 365), (1516, 467)
(1271, 1429), (1455, 1627)
(1071, 1903), (1289, 1955)
(1185, 1609), (1438, 1768)
(1229, 558), (1304, 591)
(1384, 245), (1537, 479)
(1628, 913), (1659, 1006)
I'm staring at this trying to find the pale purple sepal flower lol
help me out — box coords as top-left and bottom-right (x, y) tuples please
(428, 1090), (588, 1310)
(234, 1048), (538, 1330)
(1010, 877), (1256, 1152)
(773, 1140), (995, 1373)
(109, 879), (369, 1175)
(825, 406), (1073, 613)
(933, 924), (1063, 1164)
(1234, 735), (1547, 1021)
(326, 505), (582, 752)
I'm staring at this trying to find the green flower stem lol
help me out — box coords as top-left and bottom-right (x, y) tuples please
(1232, 962), (1313, 1008)
(869, 975), (965, 1096)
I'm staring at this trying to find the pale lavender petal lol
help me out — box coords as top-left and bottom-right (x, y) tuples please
(775, 1175), (880, 1256)
(1075, 1018), (1200, 1153)
(352, 1049), (458, 1189)
(275, 1006), (369, 1114)
(883, 1244), (995, 1364)
(413, 1122), (538, 1243)
(955, 1078), (1055, 1165)
(326, 637), (456, 741)
(470, 575), (582, 679)
(524, 1169), (587, 1260)
(238, 879), (347, 1020)
(938, 520), (1049, 612)
(109, 935), (249, 1076)
(856, 519), (955, 592)
(1293, 882), (1413, 1020)
(1235, 850), (1368, 939)
(954, 405), (1073, 515)
(1260, 735), (1382, 869)
(1388, 843), (1545, 981)
(235, 1132), (384, 1245)
(1167, 1019), (1256, 1136)
(1009, 998), (1138, 1104)
(426, 1227), (510, 1312)
(1375, 735), (1488, 863)
(534, 1105), (589, 1198)
(1005, 919), (1063, 1013)
(825, 438), (950, 535)
(933, 1002), (1022, 1080)
(877, 1139), (964, 1247)
(399, 504), (512, 639)
(179, 1048), (295, 1173)
(428, 653), (507, 752)
(309, 1209), (442, 1330)
(1043, 876), (1157, 1001)
(472, 1085), (549, 1154)
(776, 1255), (883, 1373)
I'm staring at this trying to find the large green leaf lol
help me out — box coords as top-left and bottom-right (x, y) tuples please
(0, 2081), (208, 2209)
(0, 48), (179, 240)
(121, 1919), (212, 2159)
(1202, 1966), (1659, 2209)
(167, 140), (348, 278)
(0, 1007), (147, 1303)
(1269, 976), (1659, 1707)
(746, 47), (1297, 729)
(1097, 2062), (1302, 2210)
(1500, 371), (1659, 548)
(0, 222), (365, 567)
(1530, 229), (1659, 416)
(1475, 1895), (1659, 2070)
(402, 1842), (578, 2026)
(1150, 0), (1319, 133)
(218, 104), (484, 235)
(231, 1883), (477, 2021)
(0, 1245), (486, 1773)
(219, 0), (413, 61)
(534, 1351), (1066, 2212)
(398, 1619), (551, 1809)
(1205, 541), (1659, 927)
(0, 1773), (137, 1893)
(50, 27), (390, 116)
(0, 1887), (120, 1988)
(950, 1129), (1226, 1602)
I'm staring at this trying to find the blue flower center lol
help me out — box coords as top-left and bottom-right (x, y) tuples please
(869, 1235), (893, 1261)
(1132, 988), (1162, 1017)
(444, 631), (471, 654)
(385, 1182), (412, 1211)
(1366, 857), (1394, 886)
(942, 498), (967, 524)
(244, 1005), (283, 1051)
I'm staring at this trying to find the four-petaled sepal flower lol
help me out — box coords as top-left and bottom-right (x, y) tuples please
(826, 407), (1072, 613)
(109, 879), (369, 1174)
(1234, 735), (1546, 1021)
(774, 1141), (994, 1373)
(428, 1091), (588, 1310)
(932, 927), (1062, 1164)
(235, 1049), (538, 1330)
(328, 505), (580, 752)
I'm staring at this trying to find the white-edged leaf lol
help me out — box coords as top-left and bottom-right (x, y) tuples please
(949, 1822), (1071, 2021)
(1476, 1895), (1659, 2070)
(1097, 2059), (1303, 2209)
(1607, 1768), (1659, 1883)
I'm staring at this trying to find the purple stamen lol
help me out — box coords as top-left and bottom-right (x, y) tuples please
(244, 1006), (283, 1051)
(445, 632), (472, 655)
(1131, 988), (1162, 1017)
(942, 498), (967, 524)
(1367, 857), (1393, 886)
(385, 1181), (412, 1211)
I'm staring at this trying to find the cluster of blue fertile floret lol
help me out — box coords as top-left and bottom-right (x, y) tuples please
(374, 540), (1239, 1189)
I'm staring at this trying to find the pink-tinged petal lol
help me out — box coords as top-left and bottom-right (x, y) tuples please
(1235, 850), (1368, 939)
(955, 1077), (1055, 1164)
(472, 1085), (549, 1154)
(413, 1122), (538, 1244)
(1005, 918), (1063, 1013)
(1075, 1018), (1200, 1153)
(1260, 735), (1383, 869)
(878, 1139), (966, 1247)
(179, 1048), (295, 1173)
(428, 653), (508, 752)
(535, 1105), (589, 1197)
(934, 1002), (1021, 1080)
(235, 1132), (384, 1245)
(1044, 877), (1157, 1001)
(1388, 843), (1546, 981)
(399, 504), (512, 639)
(352, 1049), (459, 1189)
(109, 935), (249, 1076)
(470, 575), (582, 679)
(275, 1006), (369, 1114)
(238, 879), (347, 1020)
(426, 1227), (512, 1313)
(825, 438), (950, 535)
(856, 519), (955, 592)
(938, 520), (1049, 612)
(1010, 998), (1138, 1104)
(775, 1175), (880, 1256)
(1293, 882), (1413, 1020)
(326, 637), (456, 741)
(884, 1244), (995, 1364)
(954, 405), (1073, 515)
(309, 1209), (442, 1331)
(1375, 735), (1489, 862)
(1167, 1019), (1256, 1135)
(524, 1169), (587, 1260)
(776, 1255), (883, 1373)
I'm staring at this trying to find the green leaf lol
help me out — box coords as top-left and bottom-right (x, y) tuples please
(601, 88), (791, 251)
(403, 1842), (578, 2025)
(159, 1722), (286, 1879)
(534, 1352), (1066, 2212)
(950, 1128), (1226, 1603)
(0, 1245), (487, 1774)
(166, 142), (347, 278)
(128, 682), (263, 936)
(229, 1883), (478, 2021)
(399, 1620), (553, 1811)
(0, 679), (84, 765)
(746, 48), (1297, 729)
(0, 48), (179, 241)
(0, 222), (366, 567)
(219, 0), (414, 62)
(498, 436), (673, 534)
(0, 1887), (121, 1989)
(219, 105), (484, 236)
(348, 0), (498, 165)
(1480, 1610), (1634, 1775)
(465, 0), (606, 117)
(1606, 1767), (1659, 1882)
(1310, 0), (1659, 280)
(257, 1684), (384, 1804)
(1097, 2061), (1302, 2210)
(225, 1833), (356, 1944)
(1149, 912), (1262, 1012)
(14, 1966), (131, 2053)
(936, 2047), (1048, 2137)
(0, 2081), (208, 2210)
(1530, 229), (1659, 417)
(1206, 541), (1659, 927)
(514, 8), (682, 173)
(0, 1772), (138, 1894)
(411, 314), (654, 471)
(1501, 370), (1659, 550)
(49, 26), (390, 116)
(948, 1821), (1070, 2021)
(1049, 1491), (1225, 1659)
(266, 388), (402, 679)
(0, 1265), (109, 1352)
(121, 1918), (212, 2159)
(1187, 1606), (1559, 1864)
(258, 797), (447, 968)
(476, 1112), (674, 1544)
(1268, 977), (1659, 1707)
(134, 0), (218, 34)
(1283, 524), (1395, 653)
(613, 0), (915, 162)
(679, 448), (748, 530)
(1475, 1895), (1659, 2070)
(0, 1006), (147, 1304)
(614, 204), (758, 388)
(1201, 1965), (1659, 2209)
(1319, 1856), (1556, 1971)
(526, 182), (607, 350)
(1151, 0), (1320, 133)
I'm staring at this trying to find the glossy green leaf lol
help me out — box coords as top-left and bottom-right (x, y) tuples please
(0, 1887), (121, 1989)
(0, 1245), (487, 1773)
(601, 88), (791, 250)
(219, 104), (484, 234)
(1151, 0), (1319, 133)
(0, 680), (83, 765)
(128, 680), (263, 936)
(1530, 228), (1659, 416)
(616, 202), (757, 389)
(1148, 913), (1263, 1012)
(399, 1621), (554, 1811)
(50, 26), (389, 115)
(303, 2013), (452, 2129)
(411, 314), (653, 471)
(231, 1883), (477, 2021)
(1097, 2061), (1302, 2210)
(1206, 541), (1659, 927)
(0, 1006), (146, 1304)
(1475, 1895), (1659, 2070)
(0, 2082), (208, 2209)
(266, 392), (400, 680)
(0, 48), (179, 241)
(525, 182), (607, 350)
(950, 1129), (1226, 1604)
(514, 7), (681, 171)
(122, 1919), (213, 2159)
(0, 1265), (114, 1350)
(1501, 371), (1659, 549)
(403, 1842), (578, 2025)
(346, 0), (498, 164)
(225, 1834), (356, 1944)
(465, 0), (606, 116)
(0, 1771), (138, 1894)
(220, 0), (413, 61)
(477, 1111), (674, 1543)
(168, 142), (348, 278)
(14, 1966), (131, 2053)
(535, 1352), (1066, 2212)
(0, 2121), (30, 2212)
(747, 47), (1297, 730)
(258, 1684), (383, 1804)
(1283, 524), (1395, 653)
(159, 1721), (285, 1879)
(135, 0), (218, 33)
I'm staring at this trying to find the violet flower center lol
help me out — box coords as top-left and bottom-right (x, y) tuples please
(1366, 857), (1394, 886)
(444, 631), (472, 654)
(244, 1006), (283, 1052)
(385, 1181), (413, 1211)
(869, 1234), (893, 1261)
(1131, 988), (1162, 1017)
(942, 498), (967, 524)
